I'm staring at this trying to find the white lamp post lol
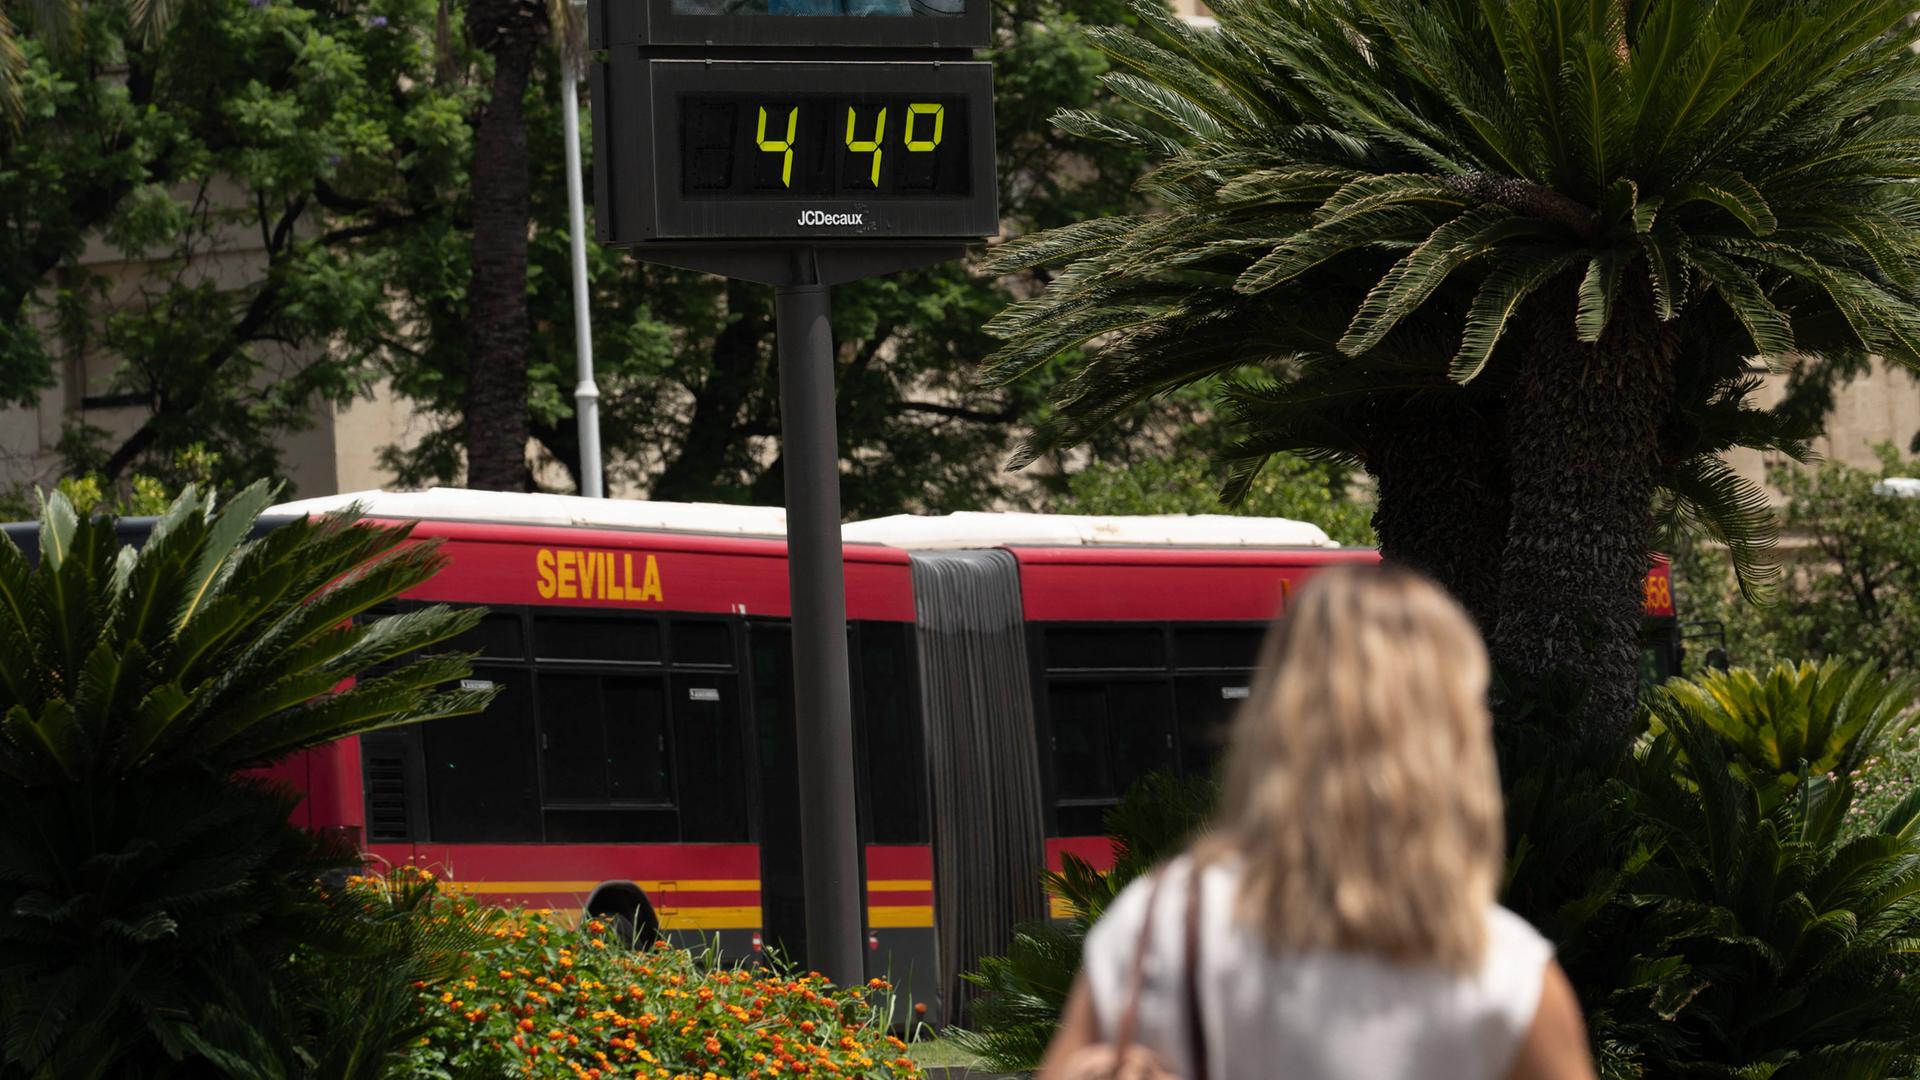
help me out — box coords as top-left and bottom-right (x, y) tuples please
(562, 16), (605, 499)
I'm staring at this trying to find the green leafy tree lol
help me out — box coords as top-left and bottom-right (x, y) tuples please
(0, 0), (183, 126)
(1, 0), (480, 490)
(980, 0), (1920, 738)
(1675, 446), (1920, 677)
(1050, 449), (1376, 546)
(0, 444), (220, 521)
(0, 483), (495, 1074)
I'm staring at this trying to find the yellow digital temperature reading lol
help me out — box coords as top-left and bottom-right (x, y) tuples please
(755, 106), (798, 187)
(684, 94), (969, 197)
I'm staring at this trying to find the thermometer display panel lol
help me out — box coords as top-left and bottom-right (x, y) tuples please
(592, 59), (998, 242)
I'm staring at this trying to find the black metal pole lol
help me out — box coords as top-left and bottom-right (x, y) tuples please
(774, 275), (864, 987)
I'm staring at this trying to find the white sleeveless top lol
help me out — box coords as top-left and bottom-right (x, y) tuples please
(1082, 857), (1553, 1080)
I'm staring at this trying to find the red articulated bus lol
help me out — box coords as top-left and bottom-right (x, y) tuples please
(4, 488), (1681, 1023)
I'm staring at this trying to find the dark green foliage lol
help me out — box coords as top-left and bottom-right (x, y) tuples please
(950, 772), (1217, 1071)
(182, 870), (493, 1080)
(7, 0), (1172, 511)
(942, 921), (1085, 1071)
(1650, 661), (1920, 817)
(0, 483), (495, 1076)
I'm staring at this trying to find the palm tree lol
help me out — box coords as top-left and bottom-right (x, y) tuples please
(0, 483), (496, 1073)
(462, 0), (581, 490)
(983, 0), (1920, 738)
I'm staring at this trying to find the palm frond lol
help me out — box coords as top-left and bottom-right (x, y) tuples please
(1654, 455), (1782, 602)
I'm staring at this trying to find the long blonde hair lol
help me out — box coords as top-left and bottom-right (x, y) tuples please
(1200, 565), (1504, 973)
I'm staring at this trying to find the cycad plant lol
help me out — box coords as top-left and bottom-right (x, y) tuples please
(1650, 659), (1920, 819)
(983, 0), (1920, 737)
(1613, 662), (1920, 1078)
(0, 483), (494, 1076)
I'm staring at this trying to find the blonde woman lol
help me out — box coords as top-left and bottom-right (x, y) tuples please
(1040, 566), (1597, 1080)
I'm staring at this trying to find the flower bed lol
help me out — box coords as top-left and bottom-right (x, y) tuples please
(354, 868), (923, 1080)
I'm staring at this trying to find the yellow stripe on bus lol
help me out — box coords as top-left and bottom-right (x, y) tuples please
(866, 880), (932, 892)
(442, 880), (761, 894)
(539, 907), (763, 931)
(867, 905), (934, 928)
(660, 906), (763, 930)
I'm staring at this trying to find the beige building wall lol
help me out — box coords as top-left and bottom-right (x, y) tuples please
(1727, 361), (1920, 502)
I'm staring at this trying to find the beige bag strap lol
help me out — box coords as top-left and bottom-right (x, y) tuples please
(1182, 864), (1209, 1080)
(1109, 868), (1172, 1058)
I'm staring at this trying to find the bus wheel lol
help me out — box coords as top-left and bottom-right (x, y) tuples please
(584, 881), (660, 950)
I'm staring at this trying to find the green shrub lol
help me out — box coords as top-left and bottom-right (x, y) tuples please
(0, 485), (494, 1077)
(1672, 447), (1920, 680)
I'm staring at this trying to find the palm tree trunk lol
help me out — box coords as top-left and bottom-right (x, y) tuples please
(462, 0), (547, 492)
(1364, 394), (1509, 638)
(1492, 275), (1676, 742)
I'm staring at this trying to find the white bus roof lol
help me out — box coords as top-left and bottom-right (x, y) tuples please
(268, 489), (1339, 549)
(269, 488), (792, 539)
(841, 511), (1338, 549)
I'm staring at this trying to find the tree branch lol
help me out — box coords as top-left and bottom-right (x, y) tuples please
(101, 276), (289, 480)
(900, 399), (1020, 423)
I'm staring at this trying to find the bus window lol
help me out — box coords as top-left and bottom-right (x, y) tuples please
(855, 621), (928, 845)
(1047, 682), (1112, 802)
(1035, 620), (1264, 834)
(1174, 675), (1244, 779)
(749, 624), (807, 964)
(670, 674), (749, 841)
(1044, 679), (1175, 835)
(1043, 626), (1165, 670)
(420, 668), (541, 841)
(544, 809), (679, 842)
(537, 673), (672, 805)
(1112, 681), (1174, 787)
(1172, 626), (1265, 670)
(671, 620), (734, 666)
(534, 614), (663, 663)
(447, 611), (528, 659)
